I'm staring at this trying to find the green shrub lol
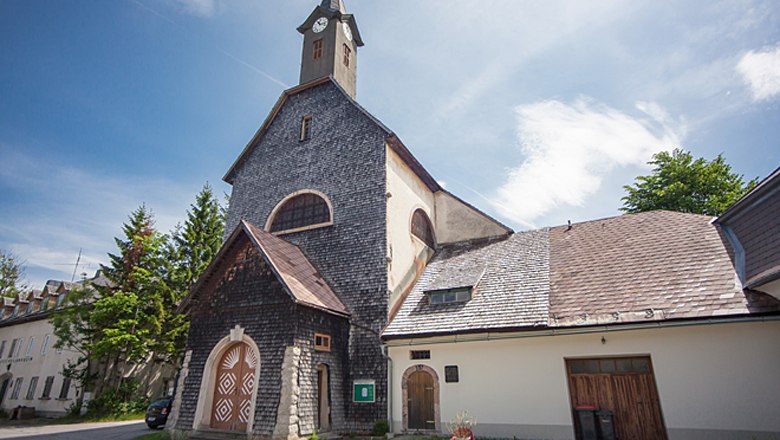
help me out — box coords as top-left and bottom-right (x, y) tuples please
(86, 379), (148, 416)
(372, 419), (389, 436)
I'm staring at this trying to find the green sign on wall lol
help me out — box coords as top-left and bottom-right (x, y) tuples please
(353, 380), (375, 403)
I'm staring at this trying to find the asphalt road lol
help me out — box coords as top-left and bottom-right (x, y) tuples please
(0, 420), (153, 439)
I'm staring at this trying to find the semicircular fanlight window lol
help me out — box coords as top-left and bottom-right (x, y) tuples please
(269, 193), (331, 233)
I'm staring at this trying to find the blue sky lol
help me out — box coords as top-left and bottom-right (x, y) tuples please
(1, 0), (779, 288)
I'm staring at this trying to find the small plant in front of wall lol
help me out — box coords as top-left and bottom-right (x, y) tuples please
(308, 430), (318, 440)
(447, 411), (476, 440)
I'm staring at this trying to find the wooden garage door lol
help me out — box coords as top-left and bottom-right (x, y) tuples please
(211, 342), (257, 432)
(408, 370), (435, 430)
(566, 357), (667, 440)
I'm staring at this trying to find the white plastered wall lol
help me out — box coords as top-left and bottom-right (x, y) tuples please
(385, 144), (436, 310)
(433, 191), (510, 244)
(387, 320), (780, 440)
(0, 318), (79, 416)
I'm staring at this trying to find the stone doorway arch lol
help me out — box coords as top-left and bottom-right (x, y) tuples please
(193, 325), (261, 434)
(401, 365), (440, 433)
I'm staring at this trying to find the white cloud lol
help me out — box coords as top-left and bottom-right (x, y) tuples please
(490, 98), (685, 228)
(0, 144), (207, 288)
(173, 0), (217, 17)
(737, 44), (780, 101)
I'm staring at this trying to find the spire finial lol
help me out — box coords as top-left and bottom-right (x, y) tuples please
(320, 0), (346, 13)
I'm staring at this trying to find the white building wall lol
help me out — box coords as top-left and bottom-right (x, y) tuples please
(0, 318), (79, 416)
(385, 144), (436, 310)
(387, 320), (780, 440)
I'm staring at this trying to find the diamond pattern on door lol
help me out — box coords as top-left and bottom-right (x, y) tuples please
(211, 342), (257, 432)
(241, 372), (254, 395)
(218, 372), (237, 395)
(214, 398), (233, 422)
(239, 399), (252, 423)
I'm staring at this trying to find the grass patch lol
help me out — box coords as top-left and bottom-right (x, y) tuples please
(132, 432), (169, 440)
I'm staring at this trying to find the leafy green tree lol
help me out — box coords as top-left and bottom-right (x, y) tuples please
(0, 250), (28, 298)
(621, 149), (758, 216)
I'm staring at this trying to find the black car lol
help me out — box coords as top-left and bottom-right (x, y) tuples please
(145, 397), (173, 429)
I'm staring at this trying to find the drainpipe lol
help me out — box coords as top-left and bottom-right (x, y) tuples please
(381, 343), (393, 436)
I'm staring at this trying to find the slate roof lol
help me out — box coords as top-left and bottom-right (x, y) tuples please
(242, 221), (349, 317)
(182, 220), (349, 317)
(383, 229), (550, 338)
(549, 210), (780, 325)
(383, 210), (780, 339)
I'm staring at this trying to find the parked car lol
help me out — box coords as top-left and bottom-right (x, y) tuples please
(145, 397), (173, 429)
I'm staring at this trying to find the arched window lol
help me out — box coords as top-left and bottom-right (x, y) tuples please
(268, 192), (332, 233)
(411, 209), (435, 248)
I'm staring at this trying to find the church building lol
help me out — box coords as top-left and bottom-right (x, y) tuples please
(169, 2), (780, 440)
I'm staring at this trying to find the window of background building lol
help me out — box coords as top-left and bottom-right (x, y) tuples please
(40, 334), (50, 355)
(10, 378), (23, 400)
(26, 377), (38, 400)
(25, 337), (35, 356)
(58, 378), (71, 399)
(41, 376), (54, 399)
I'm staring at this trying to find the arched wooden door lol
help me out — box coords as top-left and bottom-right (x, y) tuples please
(211, 342), (257, 432)
(407, 371), (435, 430)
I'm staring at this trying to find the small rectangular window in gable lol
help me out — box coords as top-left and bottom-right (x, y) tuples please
(301, 115), (313, 141)
(314, 333), (331, 352)
(427, 287), (472, 305)
(313, 39), (323, 60)
(410, 350), (430, 360)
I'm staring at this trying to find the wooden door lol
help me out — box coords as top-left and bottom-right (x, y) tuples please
(211, 342), (257, 432)
(566, 357), (667, 440)
(408, 371), (434, 430)
(317, 364), (330, 431)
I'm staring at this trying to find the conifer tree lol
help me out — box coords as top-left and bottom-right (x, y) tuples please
(93, 205), (170, 390)
(161, 184), (226, 363)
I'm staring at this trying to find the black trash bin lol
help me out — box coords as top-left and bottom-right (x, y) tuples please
(596, 410), (616, 440)
(575, 406), (599, 440)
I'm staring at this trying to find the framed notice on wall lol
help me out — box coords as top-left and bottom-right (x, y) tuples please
(353, 380), (375, 403)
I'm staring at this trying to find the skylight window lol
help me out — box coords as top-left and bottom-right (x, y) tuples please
(427, 287), (472, 304)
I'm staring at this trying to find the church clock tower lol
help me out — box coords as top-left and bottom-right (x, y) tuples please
(297, 0), (364, 98)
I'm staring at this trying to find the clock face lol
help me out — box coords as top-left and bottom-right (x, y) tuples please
(313, 17), (329, 33)
(342, 22), (353, 41)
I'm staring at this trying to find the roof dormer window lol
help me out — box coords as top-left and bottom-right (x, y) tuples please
(427, 287), (472, 304)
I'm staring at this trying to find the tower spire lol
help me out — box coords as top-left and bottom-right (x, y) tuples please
(320, 0), (345, 13)
(297, 0), (363, 98)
